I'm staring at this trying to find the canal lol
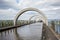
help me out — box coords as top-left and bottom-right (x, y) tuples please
(0, 22), (43, 40)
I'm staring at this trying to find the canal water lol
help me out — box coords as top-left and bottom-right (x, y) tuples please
(0, 22), (43, 40)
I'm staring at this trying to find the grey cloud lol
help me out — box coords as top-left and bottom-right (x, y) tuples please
(51, 2), (60, 6)
(0, 0), (18, 9)
(42, 6), (60, 19)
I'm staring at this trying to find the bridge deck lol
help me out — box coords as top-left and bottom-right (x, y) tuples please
(0, 22), (43, 40)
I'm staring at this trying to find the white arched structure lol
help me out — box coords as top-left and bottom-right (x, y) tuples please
(29, 15), (47, 24)
(35, 16), (44, 22)
(14, 7), (48, 26)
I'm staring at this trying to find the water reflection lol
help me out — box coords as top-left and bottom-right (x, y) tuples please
(0, 29), (21, 40)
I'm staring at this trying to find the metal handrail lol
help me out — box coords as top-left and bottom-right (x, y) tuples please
(45, 25), (60, 40)
(42, 23), (60, 40)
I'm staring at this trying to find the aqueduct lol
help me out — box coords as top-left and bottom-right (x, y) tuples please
(14, 7), (48, 26)
(0, 8), (59, 40)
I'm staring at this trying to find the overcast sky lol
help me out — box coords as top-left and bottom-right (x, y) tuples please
(0, 0), (60, 20)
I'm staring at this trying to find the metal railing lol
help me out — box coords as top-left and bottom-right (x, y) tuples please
(42, 24), (60, 40)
